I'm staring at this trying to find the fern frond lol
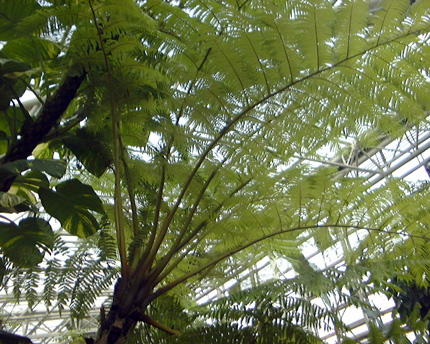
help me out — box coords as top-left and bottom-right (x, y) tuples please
(370, 0), (411, 46)
(297, 0), (335, 72)
(335, 0), (370, 60)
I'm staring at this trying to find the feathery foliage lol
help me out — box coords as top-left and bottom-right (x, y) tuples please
(2, 0), (430, 343)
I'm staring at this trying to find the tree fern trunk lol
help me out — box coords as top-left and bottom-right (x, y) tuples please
(95, 314), (138, 344)
(95, 305), (140, 344)
(95, 278), (148, 344)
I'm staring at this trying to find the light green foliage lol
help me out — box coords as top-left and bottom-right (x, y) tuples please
(2, 0), (430, 343)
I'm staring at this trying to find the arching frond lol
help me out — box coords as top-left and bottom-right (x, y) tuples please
(3, 0), (430, 342)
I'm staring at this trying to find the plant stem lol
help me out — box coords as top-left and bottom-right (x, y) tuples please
(89, 0), (128, 279)
(146, 224), (418, 302)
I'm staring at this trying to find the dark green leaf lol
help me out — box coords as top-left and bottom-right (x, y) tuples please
(55, 179), (104, 213)
(0, 191), (33, 213)
(0, 159), (67, 179)
(0, 166), (17, 187)
(62, 128), (112, 177)
(0, 59), (32, 76)
(0, 130), (8, 156)
(0, 217), (54, 267)
(39, 179), (105, 238)
(0, 105), (28, 141)
(9, 171), (49, 203)
(0, 59), (31, 111)
(14, 170), (49, 190)
(1, 38), (60, 64)
(0, 0), (41, 40)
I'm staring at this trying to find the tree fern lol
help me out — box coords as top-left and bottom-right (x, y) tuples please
(3, 0), (430, 343)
